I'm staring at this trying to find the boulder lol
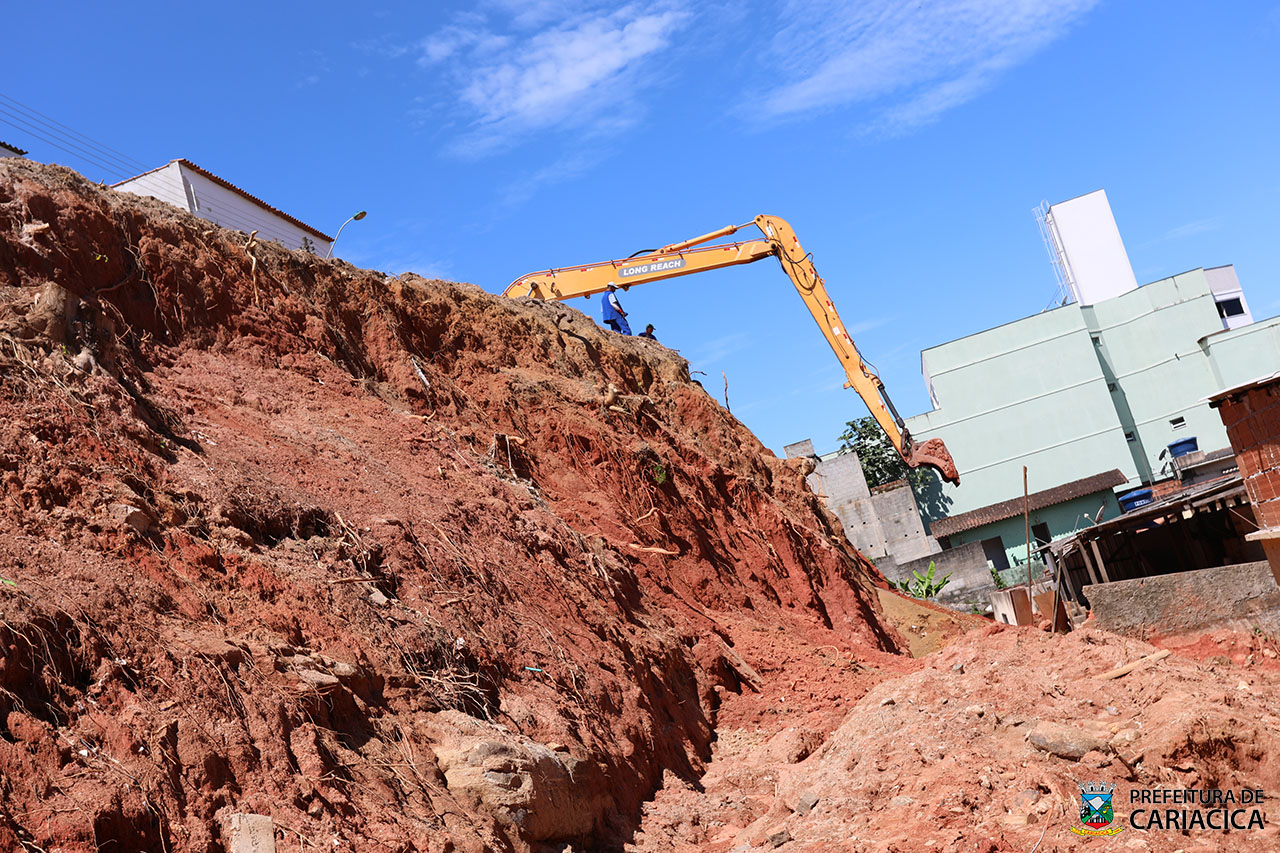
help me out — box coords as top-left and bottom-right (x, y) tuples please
(426, 711), (612, 842)
(1027, 721), (1107, 761)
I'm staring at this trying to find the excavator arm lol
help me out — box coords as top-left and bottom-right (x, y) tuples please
(503, 214), (959, 485)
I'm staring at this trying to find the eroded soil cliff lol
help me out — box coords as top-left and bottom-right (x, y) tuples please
(3, 159), (1280, 853)
(0, 159), (906, 852)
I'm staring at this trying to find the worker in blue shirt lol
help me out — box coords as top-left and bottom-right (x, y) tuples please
(639, 324), (658, 340)
(601, 284), (631, 335)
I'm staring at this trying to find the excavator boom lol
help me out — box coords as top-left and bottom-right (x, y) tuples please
(504, 215), (959, 485)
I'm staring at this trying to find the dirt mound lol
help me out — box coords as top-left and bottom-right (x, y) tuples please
(631, 626), (1280, 851)
(0, 159), (908, 851)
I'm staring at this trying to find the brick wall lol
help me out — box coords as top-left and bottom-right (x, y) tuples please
(1217, 382), (1280, 527)
(785, 439), (940, 566)
(1089, 561), (1280, 638)
(1214, 380), (1280, 586)
(819, 452), (883, 558)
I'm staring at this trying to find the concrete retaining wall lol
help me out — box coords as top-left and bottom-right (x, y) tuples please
(1089, 560), (1280, 639)
(870, 482), (938, 563)
(785, 440), (939, 564)
(880, 540), (992, 612)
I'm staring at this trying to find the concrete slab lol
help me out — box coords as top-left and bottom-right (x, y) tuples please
(1088, 560), (1280, 639)
(220, 813), (276, 853)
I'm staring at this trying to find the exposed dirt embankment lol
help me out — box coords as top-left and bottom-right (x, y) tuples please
(0, 159), (909, 852)
(7, 160), (1280, 853)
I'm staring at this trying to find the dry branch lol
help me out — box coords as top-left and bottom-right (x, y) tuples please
(1095, 649), (1170, 681)
(627, 543), (678, 555)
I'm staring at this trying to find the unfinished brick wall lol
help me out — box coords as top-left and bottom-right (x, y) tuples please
(1216, 381), (1280, 525)
(1213, 378), (1280, 584)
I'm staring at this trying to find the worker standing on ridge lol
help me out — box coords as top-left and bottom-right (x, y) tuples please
(639, 324), (658, 341)
(601, 284), (631, 334)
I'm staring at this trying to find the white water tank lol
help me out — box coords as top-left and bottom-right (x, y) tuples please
(1044, 189), (1139, 306)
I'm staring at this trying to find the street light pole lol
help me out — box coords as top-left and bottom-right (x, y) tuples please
(327, 210), (367, 258)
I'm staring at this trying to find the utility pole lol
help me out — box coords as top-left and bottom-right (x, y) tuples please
(1024, 466), (1036, 617)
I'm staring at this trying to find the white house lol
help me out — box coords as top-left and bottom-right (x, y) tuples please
(112, 159), (332, 253)
(0, 141), (27, 158)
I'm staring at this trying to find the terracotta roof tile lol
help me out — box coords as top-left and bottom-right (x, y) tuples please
(930, 469), (1127, 538)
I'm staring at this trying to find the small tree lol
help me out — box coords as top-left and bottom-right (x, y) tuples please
(839, 415), (910, 487)
(839, 415), (952, 521)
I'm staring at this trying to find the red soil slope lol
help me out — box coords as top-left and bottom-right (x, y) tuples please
(0, 159), (907, 852)
(4, 159), (1279, 853)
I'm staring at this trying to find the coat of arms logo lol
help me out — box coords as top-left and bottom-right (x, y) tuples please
(1070, 781), (1125, 836)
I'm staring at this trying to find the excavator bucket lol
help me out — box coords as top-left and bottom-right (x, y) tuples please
(905, 437), (961, 486)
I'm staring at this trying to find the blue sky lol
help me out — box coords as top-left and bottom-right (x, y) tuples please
(5, 2), (1280, 455)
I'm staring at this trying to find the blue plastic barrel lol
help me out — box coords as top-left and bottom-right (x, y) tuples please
(1168, 436), (1198, 458)
(1119, 488), (1154, 512)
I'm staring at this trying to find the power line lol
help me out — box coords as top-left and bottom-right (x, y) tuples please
(0, 108), (133, 180)
(0, 112), (132, 182)
(0, 94), (327, 251)
(0, 92), (148, 174)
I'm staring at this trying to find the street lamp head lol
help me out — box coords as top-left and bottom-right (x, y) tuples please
(327, 210), (369, 258)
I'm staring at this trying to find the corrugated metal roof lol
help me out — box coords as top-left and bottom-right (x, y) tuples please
(112, 159), (333, 242)
(0, 140), (29, 155)
(1207, 372), (1280, 407)
(930, 469), (1127, 538)
(1046, 474), (1244, 550)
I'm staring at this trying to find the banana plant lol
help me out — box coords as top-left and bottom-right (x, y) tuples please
(894, 560), (952, 599)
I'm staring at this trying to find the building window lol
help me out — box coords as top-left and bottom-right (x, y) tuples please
(1170, 417), (1186, 430)
(1090, 335), (1101, 346)
(1125, 431), (1136, 442)
(1216, 298), (1245, 319)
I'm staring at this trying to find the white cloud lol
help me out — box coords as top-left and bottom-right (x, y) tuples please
(843, 317), (890, 337)
(1161, 217), (1222, 241)
(755, 0), (1099, 131)
(418, 4), (690, 157)
(418, 18), (511, 65)
(352, 35), (412, 59)
(482, 0), (592, 30)
(687, 331), (752, 367)
(343, 231), (457, 280)
(368, 253), (456, 281)
(1136, 216), (1223, 248)
(500, 149), (610, 208)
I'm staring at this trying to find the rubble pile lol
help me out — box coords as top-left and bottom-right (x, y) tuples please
(631, 626), (1280, 851)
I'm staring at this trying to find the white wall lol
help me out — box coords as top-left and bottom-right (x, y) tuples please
(180, 165), (331, 254)
(114, 161), (331, 255)
(1046, 189), (1139, 306)
(0, 144), (25, 158)
(112, 161), (189, 210)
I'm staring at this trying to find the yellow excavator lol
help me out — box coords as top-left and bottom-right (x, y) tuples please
(503, 214), (959, 485)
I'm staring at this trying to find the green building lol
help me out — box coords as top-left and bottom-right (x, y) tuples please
(906, 190), (1280, 569)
